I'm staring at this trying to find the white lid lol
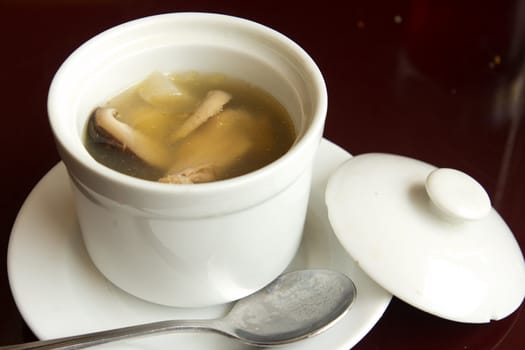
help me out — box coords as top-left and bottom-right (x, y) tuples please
(325, 153), (525, 323)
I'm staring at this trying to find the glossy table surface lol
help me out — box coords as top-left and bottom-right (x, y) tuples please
(1, 0), (524, 349)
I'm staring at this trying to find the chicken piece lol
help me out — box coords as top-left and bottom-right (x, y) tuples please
(169, 90), (232, 142)
(158, 164), (216, 184)
(90, 107), (172, 170)
(162, 108), (254, 182)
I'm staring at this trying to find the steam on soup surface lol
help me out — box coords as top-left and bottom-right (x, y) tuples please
(85, 71), (296, 183)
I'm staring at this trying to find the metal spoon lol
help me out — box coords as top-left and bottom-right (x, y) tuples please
(1, 269), (356, 349)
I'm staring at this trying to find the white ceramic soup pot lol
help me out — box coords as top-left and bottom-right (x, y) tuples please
(48, 12), (327, 307)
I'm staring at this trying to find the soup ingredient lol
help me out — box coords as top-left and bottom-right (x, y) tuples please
(169, 90), (232, 143)
(89, 107), (171, 169)
(158, 164), (216, 184)
(137, 71), (195, 109)
(160, 108), (257, 183)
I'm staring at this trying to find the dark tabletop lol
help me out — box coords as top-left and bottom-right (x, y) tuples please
(1, 0), (524, 349)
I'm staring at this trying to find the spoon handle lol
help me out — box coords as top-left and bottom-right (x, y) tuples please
(0, 319), (219, 350)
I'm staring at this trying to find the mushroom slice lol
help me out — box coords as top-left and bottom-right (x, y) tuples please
(158, 164), (216, 184)
(169, 90), (232, 142)
(91, 107), (172, 170)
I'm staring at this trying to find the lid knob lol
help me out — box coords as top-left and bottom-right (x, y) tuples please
(425, 168), (491, 221)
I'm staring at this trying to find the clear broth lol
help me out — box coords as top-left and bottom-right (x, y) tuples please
(84, 71), (296, 183)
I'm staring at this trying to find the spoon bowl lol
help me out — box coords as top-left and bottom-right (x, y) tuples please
(0, 269), (356, 349)
(223, 269), (356, 346)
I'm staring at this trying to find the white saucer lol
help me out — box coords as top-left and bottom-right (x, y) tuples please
(7, 139), (391, 350)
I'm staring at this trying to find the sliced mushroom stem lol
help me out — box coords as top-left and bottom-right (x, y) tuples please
(92, 107), (172, 170)
(169, 90), (232, 143)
